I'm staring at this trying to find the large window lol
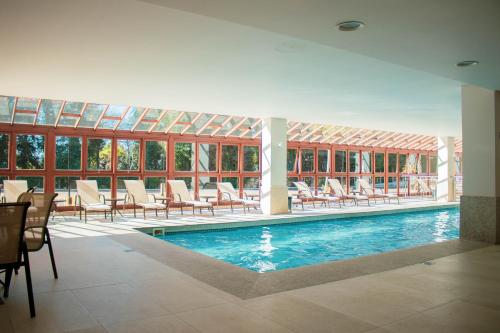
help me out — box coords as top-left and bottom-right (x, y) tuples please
(16, 134), (45, 170)
(56, 136), (82, 170)
(375, 152), (385, 173)
(318, 149), (330, 173)
(117, 139), (140, 171)
(398, 154), (407, 173)
(361, 151), (372, 173)
(301, 149), (314, 172)
(222, 176), (239, 189)
(419, 155), (428, 174)
(222, 145), (238, 171)
(175, 142), (195, 171)
(145, 141), (167, 171)
(0, 134), (8, 169)
(430, 155), (438, 174)
(335, 150), (346, 172)
(199, 143), (217, 172)
(349, 151), (360, 173)
(87, 138), (112, 170)
(407, 154), (417, 173)
(388, 153), (397, 173)
(55, 176), (79, 204)
(144, 177), (166, 194)
(243, 146), (259, 172)
(175, 176), (194, 190)
(287, 149), (298, 172)
(16, 176), (44, 192)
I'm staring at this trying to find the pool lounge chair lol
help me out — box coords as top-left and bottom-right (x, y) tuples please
(124, 180), (168, 219)
(76, 180), (113, 223)
(358, 179), (399, 204)
(17, 192), (59, 279)
(293, 181), (341, 208)
(415, 178), (435, 198)
(168, 180), (214, 215)
(217, 182), (259, 213)
(2, 180), (33, 203)
(326, 178), (368, 206)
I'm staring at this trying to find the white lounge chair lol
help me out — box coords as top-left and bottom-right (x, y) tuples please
(293, 181), (341, 208)
(358, 179), (399, 204)
(168, 180), (214, 215)
(2, 180), (32, 203)
(75, 180), (113, 223)
(217, 182), (259, 213)
(326, 178), (368, 206)
(415, 178), (434, 198)
(124, 180), (168, 219)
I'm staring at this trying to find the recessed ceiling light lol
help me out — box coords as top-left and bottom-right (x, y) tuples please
(456, 60), (479, 67)
(336, 20), (365, 32)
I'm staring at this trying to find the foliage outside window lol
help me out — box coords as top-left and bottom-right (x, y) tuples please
(145, 141), (167, 171)
(199, 143), (217, 172)
(287, 149), (298, 172)
(16, 134), (45, 170)
(398, 154), (407, 173)
(199, 176), (218, 189)
(16, 176), (44, 192)
(388, 153), (397, 173)
(318, 149), (330, 173)
(419, 155), (428, 174)
(144, 177), (166, 194)
(407, 154), (417, 173)
(117, 140), (140, 171)
(55, 176), (79, 204)
(302, 176), (314, 189)
(175, 176), (194, 190)
(349, 176), (359, 191)
(175, 142), (195, 171)
(375, 152), (385, 173)
(287, 177), (299, 189)
(243, 146), (259, 172)
(301, 149), (314, 172)
(243, 177), (260, 190)
(430, 156), (438, 174)
(335, 176), (347, 189)
(361, 151), (372, 173)
(335, 150), (346, 172)
(0, 133), (8, 169)
(222, 145), (238, 171)
(56, 136), (82, 170)
(222, 176), (239, 189)
(318, 176), (327, 190)
(87, 138), (112, 170)
(349, 151), (360, 173)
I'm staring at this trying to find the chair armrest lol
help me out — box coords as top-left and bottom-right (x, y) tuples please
(221, 191), (233, 201)
(128, 193), (136, 205)
(75, 194), (82, 207)
(99, 194), (106, 204)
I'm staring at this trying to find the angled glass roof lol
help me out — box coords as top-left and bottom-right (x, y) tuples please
(0, 95), (461, 152)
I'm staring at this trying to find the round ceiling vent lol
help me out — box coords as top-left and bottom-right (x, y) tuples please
(336, 20), (365, 32)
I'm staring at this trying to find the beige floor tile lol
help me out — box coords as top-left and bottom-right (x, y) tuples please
(71, 283), (169, 326)
(130, 276), (228, 314)
(381, 300), (500, 333)
(103, 314), (198, 333)
(243, 293), (376, 333)
(5, 290), (98, 333)
(65, 326), (108, 333)
(177, 303), (294, 333)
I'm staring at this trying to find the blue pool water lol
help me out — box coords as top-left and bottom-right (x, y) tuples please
(160, 208), (460, 272)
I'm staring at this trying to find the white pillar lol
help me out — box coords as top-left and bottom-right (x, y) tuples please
(436, 136), (455, 202)
(261, 118), (288, 215)
(461, 85), (499, 244)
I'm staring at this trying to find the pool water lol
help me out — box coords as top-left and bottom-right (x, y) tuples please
(160, 208), (460, 272)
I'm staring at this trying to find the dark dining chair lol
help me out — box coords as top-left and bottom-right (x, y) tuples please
(0, 202), (36, 317)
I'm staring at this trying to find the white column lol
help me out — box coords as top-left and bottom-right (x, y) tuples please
(261, 118), (288, 215)
(436, 136), (456, 202)
(460, 85), (499, 244)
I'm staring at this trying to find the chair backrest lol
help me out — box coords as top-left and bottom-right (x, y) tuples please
(358, 179), (375, 196)
(160, 183), (167, 197)
(18, 192), (58, 251)
(217, 182), (239, 200)
(0, 202), (30, 265)
(293, 182), (313, 198)
(168, 180), (192, 202)
(76, 180), (103, 205)
(327, 179), (347, 196)
(124, 180), (150, 204)
(416, 178), (431, 193)
(3, 180), (28, 203)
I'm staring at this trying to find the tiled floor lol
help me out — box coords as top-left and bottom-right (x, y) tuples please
(1, 201), (499, 332)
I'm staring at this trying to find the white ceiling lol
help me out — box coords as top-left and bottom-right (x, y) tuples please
(2, 0), (494, 137)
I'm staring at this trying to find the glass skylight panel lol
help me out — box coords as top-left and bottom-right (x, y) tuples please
(58, 116), (78, 127)
(142, 108), (163, 120)
(133, 122), (154, 132)
(14, 113), (35, 124)
(168, 123), (186, 134)
(151, 111), (178, 132)
(0, 96), (14, 123)
(16, 97), (39, 111)
(37, 99), (63, 125)
(199, 115), (227, 136)
(63, 102), (85, 115)
(216, 116), (244, 136)
(97, 119), (118, 129)
(184, 113), (212, 135)
(105, 105), (127, 118)
(78, 103), (107, 128)
(116, 106), (144, 131)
